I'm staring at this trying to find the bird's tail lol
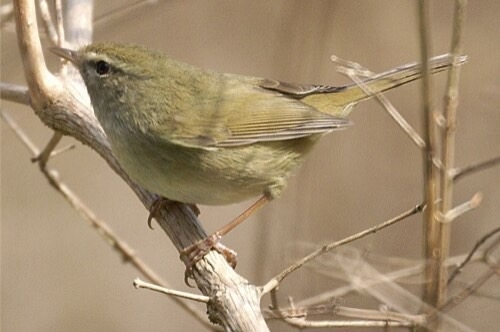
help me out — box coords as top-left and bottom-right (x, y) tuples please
(302, 54), (467, 116)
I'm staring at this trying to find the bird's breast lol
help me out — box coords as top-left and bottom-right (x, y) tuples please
(106, 129), (315, 205)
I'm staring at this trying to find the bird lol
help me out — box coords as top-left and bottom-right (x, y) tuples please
(50, 42), (465, 269)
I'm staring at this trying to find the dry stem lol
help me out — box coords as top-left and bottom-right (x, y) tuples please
(1, 110), (212, 327)
(262, 203), (424, 294)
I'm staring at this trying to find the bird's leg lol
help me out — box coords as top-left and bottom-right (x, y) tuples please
(180, 195), (270, 274)
(148, 196), (200, 229)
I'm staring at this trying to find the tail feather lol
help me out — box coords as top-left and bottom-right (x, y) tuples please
(302, 54), (467, 116)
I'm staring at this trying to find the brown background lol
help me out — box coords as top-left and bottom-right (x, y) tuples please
(2, 1), (499, 331)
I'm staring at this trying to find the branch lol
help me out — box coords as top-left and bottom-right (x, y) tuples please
(268, 292), (418, 328)
(37, 0), (59, 45)
(437, 268), (496, 316)
(0, 82), (30, 104)
(1, 110), (212, 328)
(448, 227), (500, 284)
(418, 0), (442, 309)
(333, 57), (425, 149)
(434, 0), (468, 310)
(294, 250), (485, 307)
(262, 203), (424, 294)
(13, 0), (61, 107)
(438, 192), (481, 223)
(451, 155), (500, 182)
(134, 278), (210, 303)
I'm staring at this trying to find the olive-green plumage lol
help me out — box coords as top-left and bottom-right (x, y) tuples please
(50, 42), (464, 205)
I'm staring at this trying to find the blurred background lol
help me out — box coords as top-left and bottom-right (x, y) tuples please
(2, 1), (499, 331)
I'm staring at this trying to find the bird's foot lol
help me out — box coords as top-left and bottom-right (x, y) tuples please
(181, 234), (237, 286)
(148, 197), (200, 229)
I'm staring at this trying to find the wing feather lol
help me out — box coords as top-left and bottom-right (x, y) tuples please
(152, 75), (350, 149)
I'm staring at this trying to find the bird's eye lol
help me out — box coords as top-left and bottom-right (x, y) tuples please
(95, 60), (111, 76)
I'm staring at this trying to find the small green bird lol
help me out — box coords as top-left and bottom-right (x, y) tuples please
(50, 42), (464, 265)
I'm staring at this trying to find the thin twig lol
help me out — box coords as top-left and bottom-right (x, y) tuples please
(1, 109), (161, 282)
(54, 0), (65, 46)
(261, 204), (424, 294)
(296, 250), (484, 308)
(31, 132), (63, 167)
(437, 268), (496, 315)
(484, 235), (500, 258)
(46, 143), (76, 159)
(270, 298), (419, 328)
(37, 0), (59, 45)
(439, 192), (482, 223)
(1, 110), (212, 328)
(134, 278), (210, 303)
(264, 300), (337, 319)
(448, 227), (500, 284)
(268, 292), (416, 328)
(273, 314), (415, 328)
(285, 318), (415, 328)
(335, 306), (426, 325)
(264, 300), (425, 325)
(451, 155), (500, 182)
(341, 67), (426, 149)
(53, 0), (68, 76)
(0, 82), (30, 104)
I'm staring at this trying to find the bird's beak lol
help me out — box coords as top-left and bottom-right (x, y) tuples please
(49, 46), (80, 65)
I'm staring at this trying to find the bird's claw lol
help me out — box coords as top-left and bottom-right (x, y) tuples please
(148, 198), (200, 229)
(181, 234), (237, 287)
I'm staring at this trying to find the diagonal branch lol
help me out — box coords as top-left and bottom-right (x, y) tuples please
(1, 109), (213, 328)
(262, 203), (424, 294)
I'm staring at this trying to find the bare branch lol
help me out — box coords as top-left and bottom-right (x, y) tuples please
(1, 111), (41, 153)
(438, 192), (482, 223)
(1, 109), (213, 328)
(334, 60), (426, 149)
(37, 0), (59, 45)
(261, 203), (424, 294)
(0, 82), (30, 104)
(437, 268), (496, 315)
(134, 278), (210, 303)
(335, 306), (426, 325)
(13, 0), (61, 107)
(435, 0), (469, 310)
(54, 0), (65, 46)
(451, 155), (500, 182)
(295, 251), (484, 308)
(418, 0), (442, 309)
(448, 227), (500, 284)
(31, 132), (63, 167)
(268, 294), (417, 328)
(276, 317), (415, 329)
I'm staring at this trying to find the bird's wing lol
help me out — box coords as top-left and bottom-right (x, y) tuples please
(152, 78), (351, 149)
